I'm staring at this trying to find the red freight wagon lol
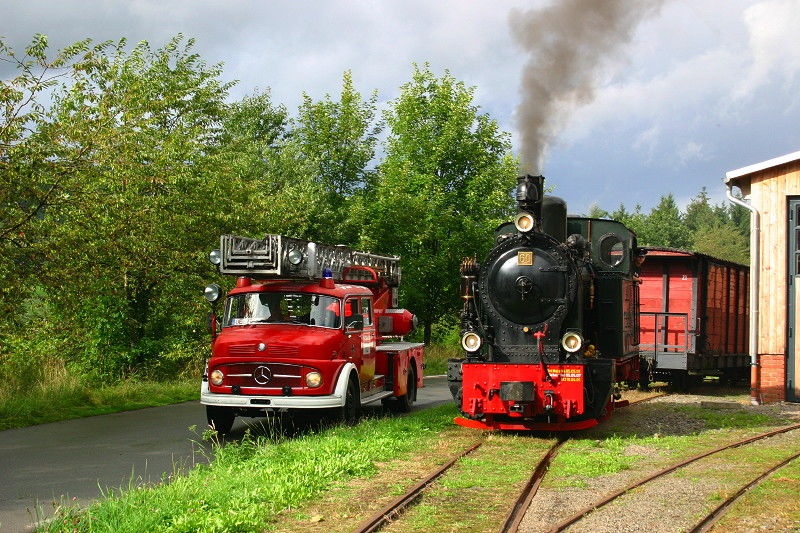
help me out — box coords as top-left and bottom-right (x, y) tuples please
(638, 248), (750, 387)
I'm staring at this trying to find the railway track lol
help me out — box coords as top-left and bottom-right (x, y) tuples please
(540, 422), (800, 533)
(353, 393), (669, 533)
(349, 393), (798, 533)
(352, 440), (484, 533)
(352, 437), (567, 533)
(495, 392), (667, 533)
(498, 437), (568, 533)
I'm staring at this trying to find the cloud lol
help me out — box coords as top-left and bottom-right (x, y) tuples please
(677, 141), (710, 166)
(734, 0), (800, 101)
(633, 126), (661, 161)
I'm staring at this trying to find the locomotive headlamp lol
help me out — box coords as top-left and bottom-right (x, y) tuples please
(210, 369), (224, 386)
(561, 332), (583, 353)
(209, 249), (222, 265)
(204, 283), (222, 303)
(305, 371), (322, 388)
(514, 212), (535, 233)
(461, 331), (482, 352)
(287, 248), (303, 265)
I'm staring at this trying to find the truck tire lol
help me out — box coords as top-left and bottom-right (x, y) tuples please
(393, 367), (417, 413)
(338, 374), (361, 425)
(207, 406), (235, 435)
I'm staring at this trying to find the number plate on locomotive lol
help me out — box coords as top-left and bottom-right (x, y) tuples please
(517, 251), (534, 266)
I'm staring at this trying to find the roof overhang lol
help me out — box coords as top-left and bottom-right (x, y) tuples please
(725, 149), (800, 186)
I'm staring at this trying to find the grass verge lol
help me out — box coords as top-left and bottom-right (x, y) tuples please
(39, 404), (462, 533)
(0, 379), (197, 430)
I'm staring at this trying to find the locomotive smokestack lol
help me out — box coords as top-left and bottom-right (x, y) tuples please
(509, 0), (666, 173)
(516, 174), (545, 230)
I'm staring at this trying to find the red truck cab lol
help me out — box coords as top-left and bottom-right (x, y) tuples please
(201, 235), (424, 434)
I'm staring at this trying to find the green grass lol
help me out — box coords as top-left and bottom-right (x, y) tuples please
(549, 436), (634, 487)
(0, 379), (198, 430)
(40, 405), (458, 533)
(423, 343), (460, 375)
(671, 404), (776, 430)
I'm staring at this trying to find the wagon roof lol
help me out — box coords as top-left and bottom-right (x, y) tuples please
(639, 246), (749, 270)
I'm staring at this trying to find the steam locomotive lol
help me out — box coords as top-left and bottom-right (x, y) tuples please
(447, 175), (644, 431)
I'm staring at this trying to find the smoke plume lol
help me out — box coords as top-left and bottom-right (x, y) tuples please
(510, 0), (667, 173)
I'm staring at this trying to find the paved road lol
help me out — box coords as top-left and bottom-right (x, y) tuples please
(0, 376), (452, 532)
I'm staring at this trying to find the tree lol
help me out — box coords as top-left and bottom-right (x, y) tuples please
(636, 194), (692, 248)
(220, 89), (290, 186)
(684, 187), (749, 263)
(610, 203), (647, 242)
(293, 71), (381, 245)
(0, 35), (97, 317)
(586, 203), (609, 218)
(363, 65), (517, 343)
(21, 35), (234, 378)
(684, 188), (719, 233)
(692, 223), (749, 265)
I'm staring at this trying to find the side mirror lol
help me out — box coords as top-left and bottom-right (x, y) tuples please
(208, 312), (220, 340)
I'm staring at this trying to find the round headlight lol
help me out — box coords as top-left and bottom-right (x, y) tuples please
(461, 332), (482, 352)
(305, 371), (322, 388)
(514, 213), (535, 233)
(204, 283), (222, 303)
(287, 249), (303, 265)
(561, 332), (583, 353)
(210, 369), (224, 386)
(209, 249), (222, 265)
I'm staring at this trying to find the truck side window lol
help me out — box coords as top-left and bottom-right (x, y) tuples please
(361, 297), (373, 326)
(345, 298), (363, 330)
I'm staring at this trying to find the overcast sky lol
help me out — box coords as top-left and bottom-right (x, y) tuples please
(3, 0), (800, 214)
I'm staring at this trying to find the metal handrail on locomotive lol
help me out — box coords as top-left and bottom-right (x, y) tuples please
(448, 174), (645, 431)
(201, 234), (424, 434)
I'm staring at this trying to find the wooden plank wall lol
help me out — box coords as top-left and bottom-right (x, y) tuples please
(750, 161), (800, 356)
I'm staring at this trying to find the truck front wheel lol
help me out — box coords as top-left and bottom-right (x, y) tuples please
(207, 406), (235, 435)
(338, 375), (361, 425)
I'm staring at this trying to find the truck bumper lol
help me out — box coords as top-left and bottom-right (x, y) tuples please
(200, 381), (344, 410)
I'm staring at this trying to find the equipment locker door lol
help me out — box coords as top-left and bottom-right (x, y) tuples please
(789, 198), (800, 402)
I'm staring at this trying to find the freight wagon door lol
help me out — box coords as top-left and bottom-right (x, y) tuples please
(789, 198), (800, 401)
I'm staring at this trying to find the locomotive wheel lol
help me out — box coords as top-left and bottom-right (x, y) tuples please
(206, 406), (235, 435)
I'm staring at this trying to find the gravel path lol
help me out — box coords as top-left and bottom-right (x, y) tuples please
(519, 389), (800, 533)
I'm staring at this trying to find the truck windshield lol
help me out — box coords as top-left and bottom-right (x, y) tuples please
(223, 292), (341, 328)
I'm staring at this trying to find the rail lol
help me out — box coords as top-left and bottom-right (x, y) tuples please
(544, 422), (800, 532)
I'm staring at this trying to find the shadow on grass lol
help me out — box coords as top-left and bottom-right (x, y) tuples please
(210, 402), (406, 444)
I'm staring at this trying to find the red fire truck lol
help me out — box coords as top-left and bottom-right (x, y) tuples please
(201, 234), (424, 434)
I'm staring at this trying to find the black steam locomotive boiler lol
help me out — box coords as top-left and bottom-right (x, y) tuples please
(448, 175), (644, 431)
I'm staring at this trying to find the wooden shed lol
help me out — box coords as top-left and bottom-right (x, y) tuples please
(725, 149), (800, 403)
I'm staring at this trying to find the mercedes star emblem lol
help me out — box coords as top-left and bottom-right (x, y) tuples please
(253, 365), (272, 385)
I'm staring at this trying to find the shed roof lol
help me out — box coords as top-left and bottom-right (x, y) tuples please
(725, 149), (800, 185)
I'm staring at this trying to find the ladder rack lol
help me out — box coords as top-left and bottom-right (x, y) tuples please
(217, 234), (401, 285)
